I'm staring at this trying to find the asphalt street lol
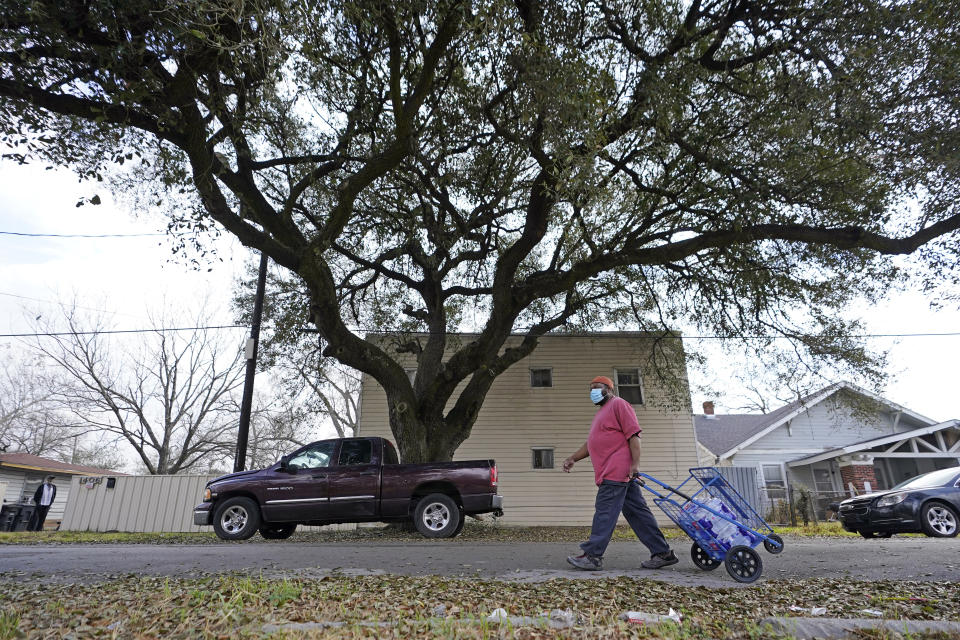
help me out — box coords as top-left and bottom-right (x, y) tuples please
(2, 537), (958, 586)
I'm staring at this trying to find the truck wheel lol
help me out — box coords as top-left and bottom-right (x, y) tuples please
(212, 497), (261, 540)
(414, 493), (461, 538)
(259, 523), (297, 540)
(451, 508), (466, 538)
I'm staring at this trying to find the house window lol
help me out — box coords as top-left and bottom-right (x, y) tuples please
(761, 464), (787, 501)
(21, 476), (44, 503)
(812, 467), (834, 494)
(532, 448), (554, 469)
(530, 368), (553, 388)
(614, 368), (644, 404)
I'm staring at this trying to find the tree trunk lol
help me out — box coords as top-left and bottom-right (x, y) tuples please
(387, 397), (467, 464)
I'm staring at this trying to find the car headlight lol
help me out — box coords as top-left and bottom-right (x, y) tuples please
(203, 488), (212, 501)
(877, 493), (908, 507)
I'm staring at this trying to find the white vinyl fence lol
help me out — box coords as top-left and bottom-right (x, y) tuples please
(61, 474), (217, 533)
(61, 474), (359, 533)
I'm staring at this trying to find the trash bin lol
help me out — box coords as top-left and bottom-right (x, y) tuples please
(0, 504), (20, 532)
(12, 504), (36, 531)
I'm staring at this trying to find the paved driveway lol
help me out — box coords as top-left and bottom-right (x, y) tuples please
(2, 537), (958, 585)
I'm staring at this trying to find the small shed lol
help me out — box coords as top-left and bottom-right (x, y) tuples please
(0, 452), (124, 530)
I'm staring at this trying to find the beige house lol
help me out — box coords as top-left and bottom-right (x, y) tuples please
(358, 333), (699, 526)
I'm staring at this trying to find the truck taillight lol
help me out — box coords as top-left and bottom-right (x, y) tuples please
(490, 465), (498, 487)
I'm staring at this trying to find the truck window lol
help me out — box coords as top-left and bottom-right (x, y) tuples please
(288, 441), (336, 470)
(338, 440), (372, 466)
(383, 440), (399, 465)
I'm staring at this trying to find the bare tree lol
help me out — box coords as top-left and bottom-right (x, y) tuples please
(234, 264), (362, 441)
(269, 342), (361, 441)
(0, 346), (79, 456)
(242, 401), (311, 470)
(30, 303), (246, 475)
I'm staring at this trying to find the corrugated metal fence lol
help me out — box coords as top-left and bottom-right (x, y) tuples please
(713, 466), (763, 515)
(61, 474), (216, 533)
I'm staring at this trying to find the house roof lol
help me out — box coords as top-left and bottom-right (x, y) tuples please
(694, 381), (939, 461)
(0, 452), (125, 476)
(694, 414), (770, 459)
(785, 419), (960, 467)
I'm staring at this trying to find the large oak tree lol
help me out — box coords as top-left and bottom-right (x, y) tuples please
(2, 0), (958, 462)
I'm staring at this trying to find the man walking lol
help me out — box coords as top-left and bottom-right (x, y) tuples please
(31, 475), (57, 531)
(563, 376), (678, 570)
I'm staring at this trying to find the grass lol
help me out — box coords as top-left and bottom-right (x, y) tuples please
(0, 520), (860, 545)
(0, 522), (951, 638)
(0, 573), (956, 639)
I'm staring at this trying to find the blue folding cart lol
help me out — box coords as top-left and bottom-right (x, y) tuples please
(634, 467), (785, 582)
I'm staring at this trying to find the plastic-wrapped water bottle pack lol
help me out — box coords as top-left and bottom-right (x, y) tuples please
(682, 497), (759, 550)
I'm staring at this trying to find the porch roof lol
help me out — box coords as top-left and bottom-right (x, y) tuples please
(786, 419), (960, 467)
(0, 453), (124, 476)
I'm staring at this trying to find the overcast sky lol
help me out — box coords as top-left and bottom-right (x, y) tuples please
(2, 159), (959, 423)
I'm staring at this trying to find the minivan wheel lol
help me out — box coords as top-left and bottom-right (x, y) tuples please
(920, 502), (958, 538)
(413, 493), (461, 538)
(212, 497), (261, 540)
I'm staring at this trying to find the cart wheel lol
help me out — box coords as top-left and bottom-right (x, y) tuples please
(724, 545), (763, 583)
(763, 534), (784, 554)
(690, 542), (722, 571)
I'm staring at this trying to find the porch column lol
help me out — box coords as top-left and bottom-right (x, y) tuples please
(837, 455), (878, 496)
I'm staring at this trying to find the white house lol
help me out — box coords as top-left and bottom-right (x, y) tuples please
(0, 452), (124, 530)
(695, 382), (960, 511)
(357, 332), (700, 526)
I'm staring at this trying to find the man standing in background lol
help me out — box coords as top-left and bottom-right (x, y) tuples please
(31, 475), (56, 531)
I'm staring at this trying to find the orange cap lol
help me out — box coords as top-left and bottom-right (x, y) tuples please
(591, 376), (614, 389)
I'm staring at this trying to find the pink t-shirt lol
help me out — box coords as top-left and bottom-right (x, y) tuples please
(587, 396), (642, 485)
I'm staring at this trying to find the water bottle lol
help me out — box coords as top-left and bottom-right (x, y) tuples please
(737, 526), (759, 545)
(727, 530), (751, 548)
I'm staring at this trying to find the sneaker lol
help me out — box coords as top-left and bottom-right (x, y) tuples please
(566, 554), (603, 571)
(641, 550), (679, 569)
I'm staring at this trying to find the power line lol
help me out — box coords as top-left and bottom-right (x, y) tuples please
(684, 331), (960, 340)
(0, 325), (246, 338)
(2, 326), (960, 340)
(0, 230), (167, 238)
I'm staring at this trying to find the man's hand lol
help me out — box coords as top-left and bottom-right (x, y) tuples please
(562, 456), (576, 473)
(628, 461), (641, 480)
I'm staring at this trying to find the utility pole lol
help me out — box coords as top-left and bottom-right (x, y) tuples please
(234, 251), (268, 472)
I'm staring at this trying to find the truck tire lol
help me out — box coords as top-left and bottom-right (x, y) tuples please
(413, 493), (461, 538)
(451, 508), (466, 537)
(259, 523), (297, 540)
(212, 497), (261, 540)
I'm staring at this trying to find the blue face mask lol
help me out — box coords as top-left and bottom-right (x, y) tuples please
(590, 388), (604, 404)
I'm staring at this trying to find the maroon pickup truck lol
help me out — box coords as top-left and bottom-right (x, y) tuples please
(194, 436), (503, 540)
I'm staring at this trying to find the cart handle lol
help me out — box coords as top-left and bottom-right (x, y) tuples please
(631, 472), (695, 503)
